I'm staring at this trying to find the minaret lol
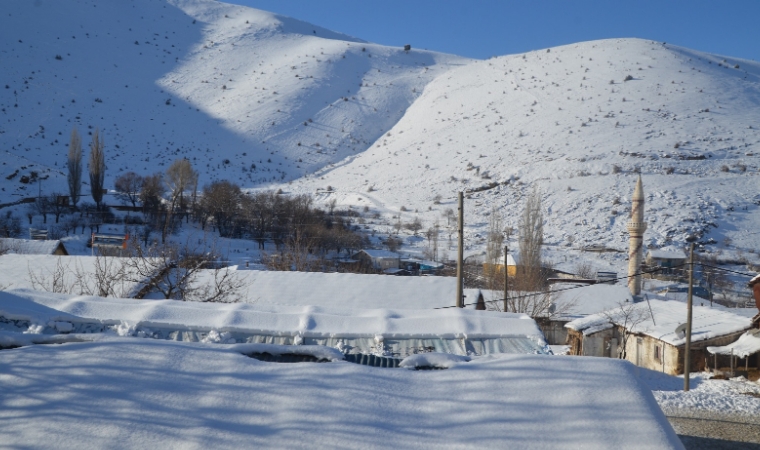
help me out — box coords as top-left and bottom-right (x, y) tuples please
(627, 175), (647, 296)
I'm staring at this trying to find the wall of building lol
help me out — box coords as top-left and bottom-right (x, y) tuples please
(622, 329), (749, 375)
(539, 320), (570, 346)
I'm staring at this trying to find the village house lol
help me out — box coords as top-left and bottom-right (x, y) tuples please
(646, 248), (688, 280)
(0, 238), (68, 256)
(565, 299), (752, 375)
(539, 283), (633, 345)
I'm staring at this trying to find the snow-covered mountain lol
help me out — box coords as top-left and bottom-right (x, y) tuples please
(2, 0), (760, 258)
(287, 39), (760, 255)
(0, 0), (466, 199)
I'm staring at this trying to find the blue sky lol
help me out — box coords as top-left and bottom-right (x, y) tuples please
(229, 1), (760, 61)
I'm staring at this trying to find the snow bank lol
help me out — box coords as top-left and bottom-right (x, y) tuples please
(0, 339), (683, 449)
(399, 352), (470, 369)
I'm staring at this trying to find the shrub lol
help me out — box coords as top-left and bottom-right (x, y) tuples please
(611, 164), (621, 174)
(624, 75), (633, 82)
(720, 165), (730, 172)
(664, 167), (675, 175)
(400, 206), (407, 212)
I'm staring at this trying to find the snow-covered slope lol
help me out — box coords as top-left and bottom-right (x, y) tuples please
(0, 0), (466, 200)
(287, 38), (760, 253)
(2, 1), (759, 258)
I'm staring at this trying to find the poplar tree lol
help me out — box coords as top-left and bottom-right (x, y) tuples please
(67, 128), (82, 208)
(88, 128), (106, 210)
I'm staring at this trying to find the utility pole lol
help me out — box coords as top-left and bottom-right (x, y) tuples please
(504, 245), (509, 312)
(456, 192), (464, 308)
(684, 242), (695, 391)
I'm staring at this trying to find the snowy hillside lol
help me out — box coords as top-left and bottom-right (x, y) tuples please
(286, 38), (760, 257)
(0, 0), (466, 200)
(2, 1), (760, 263)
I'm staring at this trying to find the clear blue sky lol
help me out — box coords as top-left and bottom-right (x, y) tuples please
(229, 1), (760, 61)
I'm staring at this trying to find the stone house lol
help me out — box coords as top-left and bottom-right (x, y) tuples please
(565, 299), (751, 375)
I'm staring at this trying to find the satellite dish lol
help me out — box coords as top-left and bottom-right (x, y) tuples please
(675, 323), (687, 339)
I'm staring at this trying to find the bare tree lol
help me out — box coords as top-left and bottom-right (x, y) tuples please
(574, 261), (595, 279)
(200, 180), (242, 237)
(115, 172), (144, 208)
(602, 302), (652, 359)
(67, 128), (83, 208)
(405, 217), (423, 235)
(48, 192), (68, 224)
(88, 128), (106, 209)
(0, 212), (22, 238)
(33, 196), (51, 224)
(519, 186), (544, 291)
(125, 237), (242, 302)
(162, 159), (198, 243)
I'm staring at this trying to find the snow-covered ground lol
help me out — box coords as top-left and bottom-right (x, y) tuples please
(642, 368), (760, 418)
(0, 337), (683, 449)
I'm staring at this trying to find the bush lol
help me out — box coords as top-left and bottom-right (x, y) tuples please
(611, 165), (621, 174)
(664, 167), (675, 175)
(624, 75), (633, 82)
(720, 165), (730, 172)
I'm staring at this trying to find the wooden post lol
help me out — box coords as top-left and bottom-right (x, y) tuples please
(684, 243), (695, 391)
(504, 245), (509, 312)
(456, 192), (464, 308)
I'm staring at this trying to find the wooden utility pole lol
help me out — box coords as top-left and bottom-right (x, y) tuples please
(684, 242), (695, 391)
(456, 192), (464, 308)
(504, 245), (509, 312)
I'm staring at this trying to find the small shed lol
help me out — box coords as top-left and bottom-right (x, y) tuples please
(565, 299), (751, 375)
(706, 329), (760, 378)
(0, 238), (68, 256)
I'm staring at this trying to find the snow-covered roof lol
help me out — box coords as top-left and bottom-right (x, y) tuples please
(550, 283), (633, 320)
(566, 299), (751, 346)
(647, 249), (687, 260)
(0, 337), (682, 449)
(0, 289), (545, 342)
(707, 329), (760, 358)
(0, 238), (65, 255)
(192, 268), (477, 309)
